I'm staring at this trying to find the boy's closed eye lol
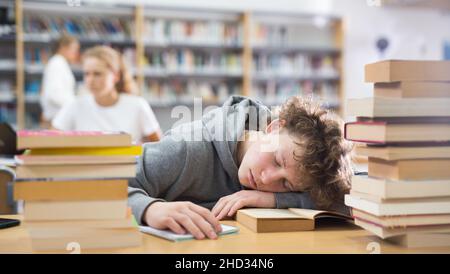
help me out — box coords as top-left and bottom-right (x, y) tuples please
(275, 151), (301, 192)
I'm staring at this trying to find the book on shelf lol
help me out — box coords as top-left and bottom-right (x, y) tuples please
(147, 50), (242, 74)
(354, 144), (450, 160)
(347, 97), (450, 117)
(0, 60), (17, 69)
(25, 47), (50, 65)
(24, 16), (135, 41)
(17, 130), (132, 149)
(236, 208), (352, 233)
(14, 179), (128, 201)
(139, 224), (239, 242)
(365, 60), (450, 83)
(374, 81), (450, 98)
(345, 194), (450, 216)
(0, 80), (14, 95)
(25, 80), (41, 95)
(250, 21), (338, 49)
(368, 158), (450, 181)
(351, 175), (450, 200)
(24, 200), (128, 221)
(251, 23), (289, 47)
(142, 19), (242, 46)
(15, 163), (137, 180)
(344, 120), (450, 144)
(24, 46), (135, 73)
(253, 54), (338, 78)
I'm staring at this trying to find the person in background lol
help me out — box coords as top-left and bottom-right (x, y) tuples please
(40, 35), (80, 128)
(52, 45), (162, 143)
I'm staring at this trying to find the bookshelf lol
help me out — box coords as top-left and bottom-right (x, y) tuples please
(0, 1), (17, 127)
(10, 0), (344, 130)
(249, 12), (343, 108)
(138, 7), (245, 108)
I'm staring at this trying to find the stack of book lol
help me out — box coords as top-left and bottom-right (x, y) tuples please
(14, 130), (142, 251)
(345, 60), (450, 248)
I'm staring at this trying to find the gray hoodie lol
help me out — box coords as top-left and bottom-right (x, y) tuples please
(128, 96), (321, 225)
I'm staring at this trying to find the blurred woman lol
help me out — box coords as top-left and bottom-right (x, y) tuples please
(52, 45), (162, 143)
(40, 35), (79, 126)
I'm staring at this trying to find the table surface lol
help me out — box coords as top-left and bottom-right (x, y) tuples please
(1, 215), (450, 254)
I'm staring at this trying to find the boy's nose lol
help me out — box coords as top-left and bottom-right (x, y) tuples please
(261, 170), (282, 185)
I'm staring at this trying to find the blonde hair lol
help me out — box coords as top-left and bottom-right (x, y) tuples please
(54, 34), (78, 53)
(83, 45), (138, 95)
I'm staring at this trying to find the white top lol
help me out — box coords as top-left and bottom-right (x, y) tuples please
(40, 54), (76, 121)
(52, 94), (160, 142)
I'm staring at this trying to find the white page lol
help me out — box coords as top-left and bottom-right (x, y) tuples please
(139, 224), (239, 242)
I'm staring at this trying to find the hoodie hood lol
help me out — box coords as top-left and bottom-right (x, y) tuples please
(201, 95), (273, 183)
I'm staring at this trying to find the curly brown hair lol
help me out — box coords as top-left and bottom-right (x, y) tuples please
(278, 96), (354, 210)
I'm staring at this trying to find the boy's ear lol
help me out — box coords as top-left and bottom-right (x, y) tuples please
(266, 119), (285, 134)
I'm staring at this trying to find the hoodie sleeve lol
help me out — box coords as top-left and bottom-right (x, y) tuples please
(274, 192), (316, 209)
(128, 136), (187, 225)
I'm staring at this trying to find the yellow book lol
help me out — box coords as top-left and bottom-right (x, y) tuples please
(26, 145), (142, 156)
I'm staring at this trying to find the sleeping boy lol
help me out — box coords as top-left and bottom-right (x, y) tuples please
(128, 95), (353, 240)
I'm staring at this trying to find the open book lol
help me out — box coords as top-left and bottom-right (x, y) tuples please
(139, 224), (239, 242)
(236, 208), (352, 233)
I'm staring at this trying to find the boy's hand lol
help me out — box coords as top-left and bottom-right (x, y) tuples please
(212, 190), (276, 220)
(144, 201), (222, 240)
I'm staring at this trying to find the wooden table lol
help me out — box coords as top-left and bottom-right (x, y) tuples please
(1, 215), (449, 254)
